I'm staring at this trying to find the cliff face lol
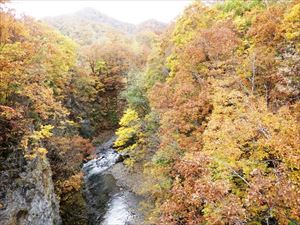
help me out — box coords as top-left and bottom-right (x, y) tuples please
(0, 151), (61, 225)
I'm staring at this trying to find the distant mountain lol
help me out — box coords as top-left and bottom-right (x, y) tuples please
(70, 8), (136, 33)
(137, 19), (167, 34)
(43, 8), (166, 46)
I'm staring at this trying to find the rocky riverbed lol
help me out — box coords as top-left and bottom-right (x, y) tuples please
(83, 137), (144, 225)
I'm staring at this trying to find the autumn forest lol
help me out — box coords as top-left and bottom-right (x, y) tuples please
(0, 0), (300, 224)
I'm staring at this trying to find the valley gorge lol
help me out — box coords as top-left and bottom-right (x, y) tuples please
(1, 1), (300, 225)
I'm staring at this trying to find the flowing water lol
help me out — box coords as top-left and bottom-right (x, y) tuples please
(82, 137), (142, 225)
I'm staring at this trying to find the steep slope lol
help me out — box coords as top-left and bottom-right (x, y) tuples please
(0, 153), (61, 225)
(115, 0), (300, 224)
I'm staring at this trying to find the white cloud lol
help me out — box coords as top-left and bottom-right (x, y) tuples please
(8, 0), (193, 24)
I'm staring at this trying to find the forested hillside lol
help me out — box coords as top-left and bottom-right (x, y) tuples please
(0, 1), (161, 224)
(1, 0), (300, 225)
(115, 0), (300, 224)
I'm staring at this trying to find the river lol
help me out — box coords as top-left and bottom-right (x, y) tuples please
(82, 137), (143, 225)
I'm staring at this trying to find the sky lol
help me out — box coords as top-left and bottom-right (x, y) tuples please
(8, 1), (193, 24)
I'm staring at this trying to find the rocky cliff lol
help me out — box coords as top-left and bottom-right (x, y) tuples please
(0, 151), (61, 225)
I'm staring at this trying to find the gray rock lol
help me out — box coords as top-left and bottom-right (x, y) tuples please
(0, 153), (61, 225)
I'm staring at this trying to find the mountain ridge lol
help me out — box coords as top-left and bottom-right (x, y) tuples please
(43, 7), (166, 45)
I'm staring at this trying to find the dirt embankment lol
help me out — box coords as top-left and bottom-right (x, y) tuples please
(105, 163), (144, 194)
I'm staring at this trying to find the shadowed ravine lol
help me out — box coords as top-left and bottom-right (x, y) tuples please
(82, 137), (143, 225)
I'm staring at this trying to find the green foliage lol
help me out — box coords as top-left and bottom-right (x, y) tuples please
(122, 71), (150, 115)
(95, 60), (108, 75)
(218, 0), (264, 16)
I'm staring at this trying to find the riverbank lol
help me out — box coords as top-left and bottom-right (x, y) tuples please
(105, 162), (144, 194)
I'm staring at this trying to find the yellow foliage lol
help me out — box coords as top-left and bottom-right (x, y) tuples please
(118, 108), (139, 127)
(124, 158), (135, 167)
(114, 108), (143, 167)
(37, 147), (48, 157)
(115, 127), (136, 147)
(59, 173), (83, 193)
(283, 3), (300, 40)
(22, 125), (53, 160)
(30, 125), (54, 141)
(26, 147), (48, 160)
(115, 108), (140, 150)
(282, 3), (300, 49)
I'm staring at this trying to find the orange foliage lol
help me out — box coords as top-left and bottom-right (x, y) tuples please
(138, 1), (300, 224)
